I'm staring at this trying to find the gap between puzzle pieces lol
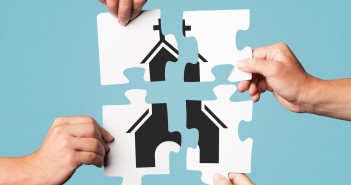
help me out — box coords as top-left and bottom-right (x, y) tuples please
(113, 65), (248, 104)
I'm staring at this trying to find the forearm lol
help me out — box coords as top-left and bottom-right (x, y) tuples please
(306, 78), (351, 121)
(0, 156), (31, 185)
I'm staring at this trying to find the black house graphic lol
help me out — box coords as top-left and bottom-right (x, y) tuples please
(128, 19), (228, 168)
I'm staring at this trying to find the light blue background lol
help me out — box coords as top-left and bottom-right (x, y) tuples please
(1, 0), (351, 184)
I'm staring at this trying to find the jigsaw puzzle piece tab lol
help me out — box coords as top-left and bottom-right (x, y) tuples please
(183, 10), (252, 82)
(97, 10), (178, 85)
(187, 85), (253, 185)
(103, 89), (181, 185)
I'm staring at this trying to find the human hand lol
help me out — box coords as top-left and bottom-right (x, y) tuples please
(99, 0), (147, 26)
(213, 173), (254, 185)
(236, 43), (317, 113)
(24, 116), (114, 185)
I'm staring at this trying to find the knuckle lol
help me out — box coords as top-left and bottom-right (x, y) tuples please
(91, 139), (101, 150)
(118, 13), (130, 20)
(90, 153), (97, 161)
(273, 47), (284, 56)
(86, 122), (97, 136)
(65, 151), (76, 166)
(274, 42), (290, 55)
(60, 139), (70, 148)
(83, 116), (95, 124)
(53, 117), (64, 125)
(52, 125), (64, 136)
(276, 42), (289, 50)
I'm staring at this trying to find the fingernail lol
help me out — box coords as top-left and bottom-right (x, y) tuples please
(237, 60), (246, 68)
(119, 20), (128, 26)
(105, 131), (114, 142)
(131, 15), (137, 21)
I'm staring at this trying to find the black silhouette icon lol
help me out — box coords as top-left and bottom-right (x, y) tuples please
(129, 19), (227, 168)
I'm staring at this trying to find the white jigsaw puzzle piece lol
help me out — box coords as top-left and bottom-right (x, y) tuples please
(103, 90), (180, 185)
(183, 10), (252, 82)
(187, 85), (253, 185)
(97, 10), (178, 85)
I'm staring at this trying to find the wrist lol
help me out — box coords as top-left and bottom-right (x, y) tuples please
(298, 76), (325, 114)
(22, 152), (47, 185)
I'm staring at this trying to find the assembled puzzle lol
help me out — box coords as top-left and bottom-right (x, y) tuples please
(97, 9), (253, 185)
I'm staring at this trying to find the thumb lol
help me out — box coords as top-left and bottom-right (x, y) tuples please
(236, 58), (277, 77)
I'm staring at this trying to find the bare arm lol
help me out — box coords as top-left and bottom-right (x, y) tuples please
(306, 78), (351, 120)
(0, 157), (30, 185)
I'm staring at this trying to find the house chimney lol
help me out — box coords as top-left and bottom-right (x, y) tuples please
(183, 19), (191, 36)
(153, 19), (165, 41)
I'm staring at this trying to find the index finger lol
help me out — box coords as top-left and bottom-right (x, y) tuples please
(253, 42), (291, 61)
(54, 116), (114, 142)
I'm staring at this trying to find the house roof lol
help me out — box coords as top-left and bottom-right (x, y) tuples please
(126, 108), (152, 133)
(127, 104), (226, 134)
(140, 34), (208, 65)
(203, 105), (227, 129)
